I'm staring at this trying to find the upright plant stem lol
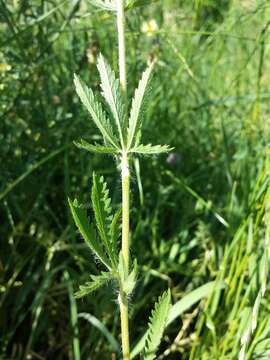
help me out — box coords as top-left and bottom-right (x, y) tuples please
(117, 0), (127, 92)
(121, 152), (130, 269)
(117, 1), (130, 358)
(119, 152), (130, 359)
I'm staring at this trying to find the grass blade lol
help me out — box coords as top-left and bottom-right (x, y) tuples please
(78, 312), (120, 352)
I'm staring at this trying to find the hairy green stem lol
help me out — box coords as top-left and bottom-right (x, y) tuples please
(117, 1), (130, 357)
(119, 292), (130, 360)
(121, 153), (130, 267)
(120, 152), (130, 359)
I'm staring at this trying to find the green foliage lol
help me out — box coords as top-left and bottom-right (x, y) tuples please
(90, 0), (117, 11)
(75, 272), (114, 298)
(74, 140), (120, 154)
(131, 281), (226, 358)
(118, 254), (138, 296)
(69, 172), (120, 271)
(90, 0), (159, 12)
(78, 313), (119, 352)
(127, 63), (153, 149)
(129, 144), (172, 154)
(1, 1), (270, 359)
(68, 198), (111, 269)
(97, 54), (126, 147)
(142, 290), (171, 360)
(110, 208), (122, 248)
(91, 173), (118, 268)
(125, 0), (159, 10)
(74, 74), (119, 148)
(74, 54), (169, 156)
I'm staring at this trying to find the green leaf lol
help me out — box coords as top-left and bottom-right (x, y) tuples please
(129, 144), (172, 155)
(110, 208), (122, 251)
(90, 0), (116, 11)
(97, 54), (126, 147)
(123, 259), (138, 295)
(74, 139), (120, 155)
(74, 74), (119, 148)
(131, 281), (226, 358)
(75, 271), (113, 298)
(68, 198), (111, 269)
(118, 253), (138, 295)
(127, 63), (153, 149)
(142, 290), (171, 360)
(118, 251), (128, 285)
(91, 174), (117, 267)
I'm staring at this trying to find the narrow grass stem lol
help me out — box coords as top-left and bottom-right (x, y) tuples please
(120, 152), (130, 359)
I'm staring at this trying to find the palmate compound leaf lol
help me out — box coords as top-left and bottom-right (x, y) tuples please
(68, 198), (111, 269)
(97, 54), (126, 147)
(75, 271), (114, 298)
(129, 144), (173, 155)
(74, 139), (120, 155)
(74, 74), (119, 149)
(91, 173), (118, 268)
(90, 0), (116, 11)
(127, 63), (154, 150)
(142, 290), (171, 360)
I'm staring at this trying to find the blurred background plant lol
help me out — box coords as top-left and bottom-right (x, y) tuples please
(1, 0), (270, 359)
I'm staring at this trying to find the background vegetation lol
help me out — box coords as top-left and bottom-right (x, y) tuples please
(1, 0), (270, 359)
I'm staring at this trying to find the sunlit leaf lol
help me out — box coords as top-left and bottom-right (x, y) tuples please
(74, 139), (120, 154)
(129, 144), (172, 155)
(127, 63), (153, 149)
(74, 74), (119, 148)
(97, 54), (126, 147)
(142, 290), (171, 360)
(68, 198), (111, 269)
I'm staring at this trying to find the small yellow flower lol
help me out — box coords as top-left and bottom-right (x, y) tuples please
(86, 48), (96, 64)
(141, 19), (158, 36)
(0, 63), (11, 72)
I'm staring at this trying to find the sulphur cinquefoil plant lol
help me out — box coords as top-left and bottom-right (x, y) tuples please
(69, 1), (172, 359)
